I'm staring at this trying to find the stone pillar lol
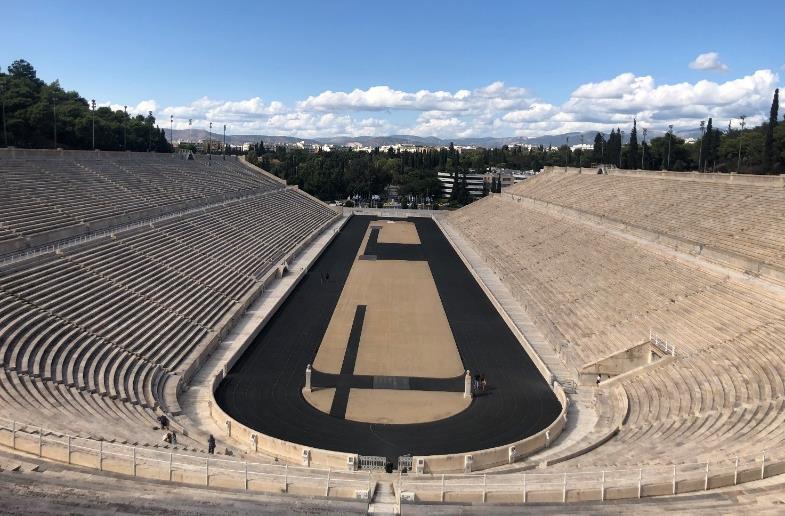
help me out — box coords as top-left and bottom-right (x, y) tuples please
(305, 364), (312, 392)
(464, 370), (472, 399)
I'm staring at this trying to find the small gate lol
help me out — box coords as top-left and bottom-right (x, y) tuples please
(359, 455), (387, 470)
(398, 455), (413, 472)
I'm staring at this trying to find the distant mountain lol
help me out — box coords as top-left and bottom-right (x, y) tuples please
(168, 129), (312, 146)
(166, 129), (687, 149)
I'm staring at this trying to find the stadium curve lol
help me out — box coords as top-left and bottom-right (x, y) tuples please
(214, 216), (562, 461)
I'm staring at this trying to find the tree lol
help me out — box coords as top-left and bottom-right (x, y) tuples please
(457, 171), (471, 205)
(8, 59), (37, 81)
(592, 132), (605, 164)
(703, 118), (714, 171)
(627, 119), (639, 169)
(1, 60), (171, 152)
(764, 88), (779, 173)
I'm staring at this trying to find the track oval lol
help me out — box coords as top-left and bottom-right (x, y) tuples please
(215, 215), (561, 460)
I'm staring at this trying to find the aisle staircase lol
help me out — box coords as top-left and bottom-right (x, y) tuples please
(368, 480), (399, 514)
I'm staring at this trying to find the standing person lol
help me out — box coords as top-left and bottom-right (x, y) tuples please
(158, 414), (169, 430)
(207, 434), (215, 454)
(596, 374), (601, 387)
(473, 374), (480, 394)
(170, 431), (177, 446)
(480, 374), (487, 393)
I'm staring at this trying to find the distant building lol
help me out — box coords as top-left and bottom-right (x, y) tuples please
(438, 170), (486, 199)
(488, 167), (536, 187)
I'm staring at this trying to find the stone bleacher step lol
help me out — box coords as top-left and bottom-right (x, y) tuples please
(0, 458), (41, 473)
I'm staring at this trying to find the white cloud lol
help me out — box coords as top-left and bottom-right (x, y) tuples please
(558, 70), (777, 133)
(99, 69), (779, 139)
(689, 52), (729, 72)
(297, 82), (531, 114)
(106, 99), (157, 115)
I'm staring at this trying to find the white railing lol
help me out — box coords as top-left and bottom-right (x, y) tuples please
(649, 329), (677, 357)
(1, 414), (785, 504)
(0, 417), (370, 498)
(400, 443), (785, 503)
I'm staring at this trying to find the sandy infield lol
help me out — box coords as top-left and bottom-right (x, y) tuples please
(308, 221), (467, 424)
(374, 220), (421, 244)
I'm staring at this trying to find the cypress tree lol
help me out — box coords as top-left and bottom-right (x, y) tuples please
(764, 88), (779, 173)
(592, 132), (605, 164)
(627, 119), (639, 169)
(703, 118), (714, 172)
(606, 129), (616, 166)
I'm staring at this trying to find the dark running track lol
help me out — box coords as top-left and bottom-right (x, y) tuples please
(215, 216), (561, 461)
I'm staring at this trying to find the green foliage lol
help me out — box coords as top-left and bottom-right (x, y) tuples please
(627, 120), (639, 169)
(764, 88), (779, 172)
(592, 132), (605, 163)
(245, 141), (559, 204)
(0, 59), (171, 152)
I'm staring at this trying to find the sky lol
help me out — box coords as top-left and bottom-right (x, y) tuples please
(2, 0), (783, 139)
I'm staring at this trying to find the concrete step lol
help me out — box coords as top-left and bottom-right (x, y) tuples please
(368, 481), (399, 514)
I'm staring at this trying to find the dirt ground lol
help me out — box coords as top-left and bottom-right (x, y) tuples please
(345, 389), (470, 424)
(374, 220), (421, 244)
(309, 221), (466, 424)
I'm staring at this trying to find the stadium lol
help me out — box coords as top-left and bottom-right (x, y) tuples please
(2, 1), (785, 511)
(1, 144), (785, 513)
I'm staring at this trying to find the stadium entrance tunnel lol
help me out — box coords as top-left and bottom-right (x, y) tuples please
(214, 216), (562, 463)
(579, 336), (676, 385)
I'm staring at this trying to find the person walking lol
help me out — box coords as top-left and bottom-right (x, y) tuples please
(596, 374), (601, 387)
(207, 434), (215, 454)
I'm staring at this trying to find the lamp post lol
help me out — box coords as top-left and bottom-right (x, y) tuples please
(188, 118), (192, 147)
(641, 128), (647, 169)
(579, 134), (584, 171)
(170, 115), (174, 148)
(223, 124), (226, 160)
(123, 105), (127, 151)
(619, 130), (624, 168)
(147, 110), (153, 152)
(666, 125), (673, 170)
(91, 99), (96, 150)
(53, 97), (57, 149)
(698, 120), (705, 172)
(565, 136), (569, 171)
(0, 77), (7, 147)
(737, 115), (746, 173)
(208, 121), (212, 165)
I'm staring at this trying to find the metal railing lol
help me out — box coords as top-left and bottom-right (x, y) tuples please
(400, 444), (785, 503)
(1, 415), (785, 504)
(0, 418), (370, 498)
(649, 329), (677, 357)
(359, 455), (387, 470)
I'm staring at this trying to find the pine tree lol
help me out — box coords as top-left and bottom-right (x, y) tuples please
(764, 89), (779, 173)
(627, 119), (639, 169)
